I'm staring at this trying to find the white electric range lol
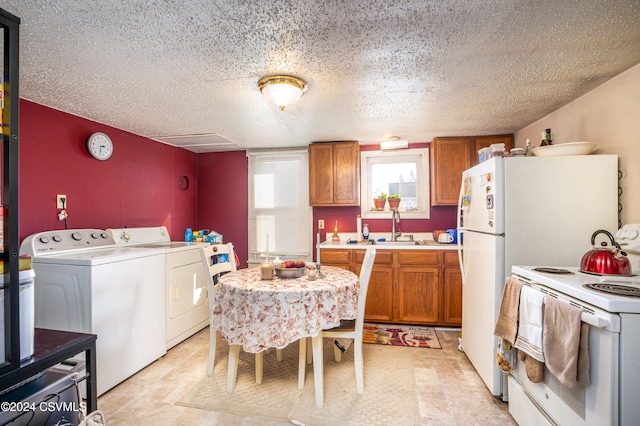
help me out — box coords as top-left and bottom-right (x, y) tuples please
(508, 223), (640, 426)
(106, 227), (210, 349)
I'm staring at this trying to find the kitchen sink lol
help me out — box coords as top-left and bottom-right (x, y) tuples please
(375, 240), (422, 245)
(420, 240), (443, 246)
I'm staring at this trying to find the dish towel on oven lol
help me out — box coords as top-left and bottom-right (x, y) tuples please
(514, 286), (545, 362)
(542, 297), (591, 389)
(494, 276), (524, 345)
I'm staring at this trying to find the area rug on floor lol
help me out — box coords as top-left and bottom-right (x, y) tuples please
(175, 343), (302, 419)
(363, 323), (442, 349)
(288, 342), (420, 426)
(175, 339), (421, 425)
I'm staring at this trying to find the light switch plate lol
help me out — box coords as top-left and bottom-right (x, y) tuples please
(318, 220), (324, 230)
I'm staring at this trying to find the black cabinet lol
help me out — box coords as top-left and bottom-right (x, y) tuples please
(0, 329), (98, 413)
(1, 5), (22, 375)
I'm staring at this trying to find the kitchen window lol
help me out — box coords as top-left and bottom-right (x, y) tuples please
(247, 149), (312, 266)
(360, 148), (430, 219)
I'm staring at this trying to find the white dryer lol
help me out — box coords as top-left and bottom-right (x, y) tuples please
(20, 229), (166, 396)
(106, 227), (210, 349)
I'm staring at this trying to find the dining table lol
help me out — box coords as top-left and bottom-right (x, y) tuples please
(212, 265), (360, 404)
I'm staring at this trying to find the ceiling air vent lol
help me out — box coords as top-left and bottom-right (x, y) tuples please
(152, 133), (239, 153)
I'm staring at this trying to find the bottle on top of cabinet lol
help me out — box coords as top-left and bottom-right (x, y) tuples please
(540, 131), (548, 147)
(545, 128), (553, 145)
(525, 138), (532, 156)
(363, 224), (370, 241)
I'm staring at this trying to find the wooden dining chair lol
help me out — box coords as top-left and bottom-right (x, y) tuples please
(312, 246), (376, 407)
(201, 244), (283, 392)
(200, 243), (236, 376)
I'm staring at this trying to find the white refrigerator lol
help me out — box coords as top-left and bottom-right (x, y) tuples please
(456, 155), (618, 400)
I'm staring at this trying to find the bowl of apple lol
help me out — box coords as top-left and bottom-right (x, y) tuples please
(275, 259), (306, 278)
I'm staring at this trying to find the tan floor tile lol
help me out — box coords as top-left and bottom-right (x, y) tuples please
(98, 328), (514, 425)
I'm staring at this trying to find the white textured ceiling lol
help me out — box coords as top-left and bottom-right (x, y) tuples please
(2, 1), (640, 152)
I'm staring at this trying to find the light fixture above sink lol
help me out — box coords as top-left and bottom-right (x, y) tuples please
(380, 136), (409, 150)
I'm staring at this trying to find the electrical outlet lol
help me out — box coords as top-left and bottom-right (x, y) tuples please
(57, 194), (67, 209)
(318, 220), (325, 230)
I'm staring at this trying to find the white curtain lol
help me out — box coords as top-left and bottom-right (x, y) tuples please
(247, 149), (312, 266)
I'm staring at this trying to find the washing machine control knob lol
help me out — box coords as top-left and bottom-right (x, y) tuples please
(91, 232), (101, 239)
(71, 232), (83, 241)
(101, 232), (109, 239)
(39, 236), (50, 244)
(122, 232), (131, 241)
(52, 235), (62, 243)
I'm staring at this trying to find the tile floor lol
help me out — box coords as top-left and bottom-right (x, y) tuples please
(97, 329), (516, 425)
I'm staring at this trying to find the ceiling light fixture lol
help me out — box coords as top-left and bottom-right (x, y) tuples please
(380, 137), (409, 150)
(258, 75), (307, 111)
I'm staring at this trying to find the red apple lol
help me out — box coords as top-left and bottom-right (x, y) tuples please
(294, 259), (305, 268)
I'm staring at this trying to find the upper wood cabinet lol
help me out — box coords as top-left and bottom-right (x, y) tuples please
(430, 137), (473, 206)
(430, 134), (513, 206)
(309, 141), (360, 206)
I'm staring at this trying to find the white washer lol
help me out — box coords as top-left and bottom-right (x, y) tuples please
(106, 227), (210, 349)
(20, 229), (166, 396)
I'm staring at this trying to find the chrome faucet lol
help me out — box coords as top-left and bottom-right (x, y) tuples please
(391, 209), (401, 241)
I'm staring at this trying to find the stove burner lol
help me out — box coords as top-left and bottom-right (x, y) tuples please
(583, 283), (640, 297)
(533, 267), (574, 275)
(579, 269), (635, 278)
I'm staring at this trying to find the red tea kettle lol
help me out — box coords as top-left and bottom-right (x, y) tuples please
(579, 229), (632, 276)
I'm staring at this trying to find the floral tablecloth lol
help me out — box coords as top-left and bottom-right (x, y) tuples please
(213, 266), (359, 353)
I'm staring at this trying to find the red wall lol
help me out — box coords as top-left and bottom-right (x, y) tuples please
(17, 100), (457, 267)
(19, 100), (198, 241)
(196, 151), (249, 267)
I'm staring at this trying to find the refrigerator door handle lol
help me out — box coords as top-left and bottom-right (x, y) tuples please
(457, 237), (466, 286)
(457, 175), (466, 286)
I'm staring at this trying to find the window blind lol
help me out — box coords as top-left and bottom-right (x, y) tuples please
(247, 149), (312, 265)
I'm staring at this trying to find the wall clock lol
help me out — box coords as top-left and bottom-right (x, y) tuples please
(87, 132), (113, 161)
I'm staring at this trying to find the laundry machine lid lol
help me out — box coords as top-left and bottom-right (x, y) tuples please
(29, 246), (165, 266)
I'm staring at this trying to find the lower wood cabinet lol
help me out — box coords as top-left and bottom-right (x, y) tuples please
(320, 249), (351, 270)
(396, 250), (439, 323)
(355, 250), (394, 322)
(442, 251), (463, 325)
(320, 248), (462, 326)
(397, 266), (439, 323)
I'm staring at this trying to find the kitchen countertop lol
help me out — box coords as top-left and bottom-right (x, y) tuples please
(319, 232), (458, 250)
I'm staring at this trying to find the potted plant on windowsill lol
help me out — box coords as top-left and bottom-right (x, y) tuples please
(388, 194), (401, 210)
(373, 192), (387, 211)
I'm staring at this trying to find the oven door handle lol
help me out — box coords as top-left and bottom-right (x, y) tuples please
(513, 274), (619, 332)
